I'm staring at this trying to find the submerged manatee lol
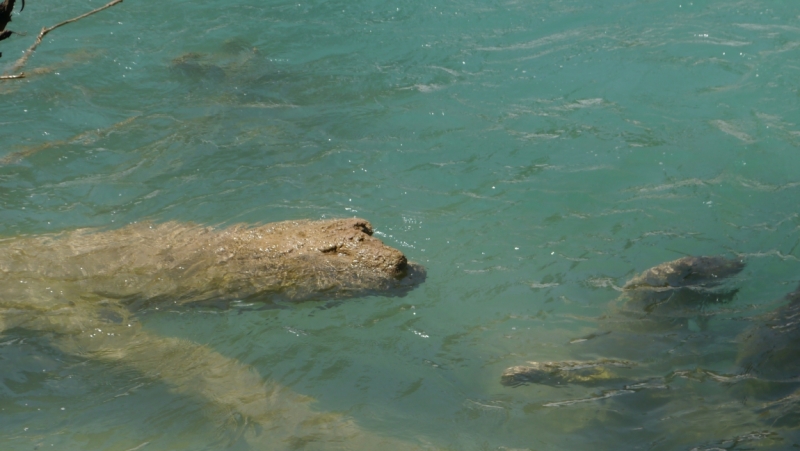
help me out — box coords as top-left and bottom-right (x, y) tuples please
(731, 285), (800, 428)
(610, 256), (744, 332)
(501, 256), (745, 387)
(621, 256), (746, 291)
(501, 359), (635, 387)
(0, 218), (431, 450)
(502, 255), (800, 431)
(737, 285), (800, 380)
(1, 217), (422, 317)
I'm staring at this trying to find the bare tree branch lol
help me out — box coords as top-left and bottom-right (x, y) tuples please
(0, 0), (20, 60)
(3, 0), (123, 77)
(0, 0), (20, 33)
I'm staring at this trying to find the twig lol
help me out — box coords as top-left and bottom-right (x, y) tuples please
(0, 71), (22, 78)
(0, 0), (21, 34)
(5, 0), (123, 75)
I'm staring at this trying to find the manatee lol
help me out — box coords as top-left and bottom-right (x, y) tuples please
(609, 256), (744, 332)
(0, 218), (432, 450)
(621, 256), (745, 291)
(502, 255), (744, 386)
(735, 284), (800, 428)
(492, 253), (800, 451)
(501, 359), (635, 388)
(170, 52), (226, 83)
(737, 284), (800, 380)
(168, 40), (267, 88)
(502, 254), (800, 437)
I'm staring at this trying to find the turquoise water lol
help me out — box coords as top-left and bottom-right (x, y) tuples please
(2, 0), (800, 449)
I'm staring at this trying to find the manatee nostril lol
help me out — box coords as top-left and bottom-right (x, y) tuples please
(398, 255), (409, 270)
(350, 220), (373, 236)
(319, 244), (339, 254)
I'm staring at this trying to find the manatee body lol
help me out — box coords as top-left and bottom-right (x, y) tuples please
(501, 359), (635, 387)
(0, 217), (424, 334)
(613, 256), (744, 325)
(0, 215), (425, 352)
(0, 218), (429, 449)
(737, 285), (800, 380)
(622, 256), (800, 385)
(621, 256), (746, 291)
(502, 255), (745, 386)
(498, 253), (800, 445)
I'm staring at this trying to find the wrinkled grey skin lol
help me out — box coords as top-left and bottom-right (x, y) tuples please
(610, 256), (745, 332)
(622, 256), (746, 291)
(502, 256), (745, 387)
(500, 257), (800, 449)
(737, 285), (800, 380)
(732, 286), (800, 427)
(501, 359), (635, 387)
(0, 217), (423, 314)
(503, 255), (800, 432)
(0, 218), (434, 450)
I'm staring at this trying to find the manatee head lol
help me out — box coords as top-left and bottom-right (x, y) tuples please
(623, 256), (745, 291)
(236, 217), (426, 302)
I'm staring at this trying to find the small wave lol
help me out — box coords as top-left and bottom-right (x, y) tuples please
(530, 282), (559, 289)
(123, 442), (151, 451)
(428, 65), (461, 77)
(733, 250), (799, 262)
(398, 84), (443, 93)
(238, 102), (299, 109)
(543, 389), (635, 407)
(553, 98), (606, 111)
(711, 120), (755, 144)
(517, 133), (561, 140)
(631, 175), (723, 193)
(558, 164), (615, 173)
(477, 29), (584, 52)
(734, 176), (800, 192)
(735, 23), (800, 33)
(684, 37), (750, 47)
(586, 278), (620, 290)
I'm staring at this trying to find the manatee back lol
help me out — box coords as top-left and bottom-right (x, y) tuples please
(611, 256), (744, 327)
(737, 286), (800, 380)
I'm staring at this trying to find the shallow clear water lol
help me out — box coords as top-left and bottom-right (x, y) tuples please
(2, 0), (800, 449)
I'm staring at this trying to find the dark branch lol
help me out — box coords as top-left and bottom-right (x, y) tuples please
(4, 0), (124, 75)
(0, 0), (18, 32)
(0, 0), (19, 60)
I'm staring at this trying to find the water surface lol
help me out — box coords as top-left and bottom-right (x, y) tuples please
(2, 0), (800, 449)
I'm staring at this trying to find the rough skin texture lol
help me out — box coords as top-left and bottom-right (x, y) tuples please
(613, 256), (744, 325)
(737, 285), (800, 380)
(0, 217), (423, 330)
(621, 256), (744, 290)
(0, 218), (432, 450)
(501, 255), (800, 428)
(502, 255), (744, 386)
(501, 359), (634, 387)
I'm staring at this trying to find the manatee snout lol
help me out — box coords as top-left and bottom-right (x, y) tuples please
(623, 255), (744, 290)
